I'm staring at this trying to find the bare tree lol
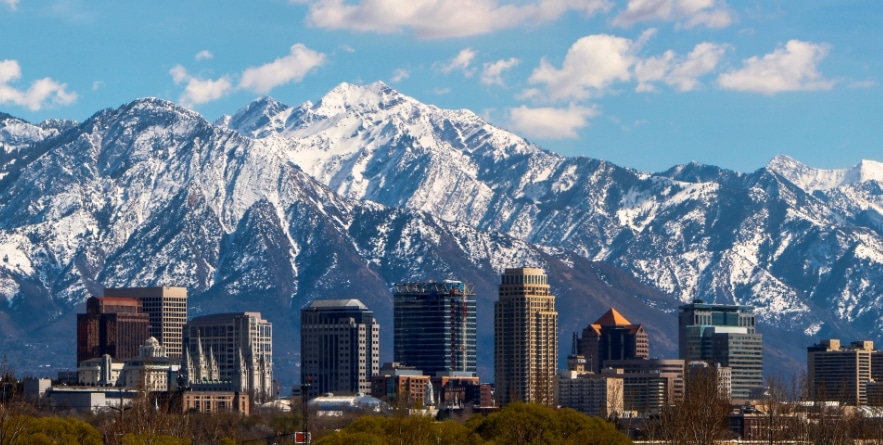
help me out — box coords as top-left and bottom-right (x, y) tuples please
(647, 363), (731, 445)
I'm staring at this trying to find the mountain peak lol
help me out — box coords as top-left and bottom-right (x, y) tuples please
(768, 154), (883, 191)
(313, 81), (409, 116)
(224, 96), (292, 136)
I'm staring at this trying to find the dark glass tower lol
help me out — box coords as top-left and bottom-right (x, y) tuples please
(393, 280), (477, 375)
(678, 300), (763, 400)
(76, 296), (150, 363)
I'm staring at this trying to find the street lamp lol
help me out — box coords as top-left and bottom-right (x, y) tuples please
(299, 375), (311, 444)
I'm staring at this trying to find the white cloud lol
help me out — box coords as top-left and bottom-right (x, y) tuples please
(613, 0), (733, 29)
(338, 44), (356, 53)
(169, 65), (234, 108)
(718, 40), (834, 94)
(438, 48), (477, 77)
(195, 50), (214, 61)
(239, 44), (326, 94)
(507, 103), (598, 139)
(528, 34), (636, 101)
(390, 68), (410, 83)
(849, 80), (876, 89)
(635, 42), (728, 92)
(481, 58), (520, 86)
(0, 59), (77, 111)
(634, 50), (674, 92)
(239, 43), (325, 94)
(4, 0), (18, 11)
(434, 87), (451, 95)
(169, 43), (326, 108)
(92, 80), (105, 91)
(300, 0), (611, 39)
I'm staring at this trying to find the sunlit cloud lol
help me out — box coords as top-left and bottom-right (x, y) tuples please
(613, 0), (733, 29)
(635, 42), (728, 92)
(481, 58), (520, 86)
(848, 80), (876, 89)
(390, 68), (410, 83)
(299, 0), (612, 39)
(195, 50), (214, 61)
(0, 59), (77, 111)
(239, 44), (326, 94)
(718, 40), (834, 94)
(169, 65), (234, 108)
(507, 103), (598, 139)
(438, 48), (477, 77)
(528, 34), (636, 101)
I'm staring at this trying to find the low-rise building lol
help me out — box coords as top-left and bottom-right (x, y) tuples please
(371, 362), (431, 408)
(557, 368), (624, 418)
(181, 391), (250, 415)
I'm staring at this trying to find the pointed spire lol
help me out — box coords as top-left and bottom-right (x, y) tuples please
(196, 334), (207, 381)
(183, 344), (194, 384)
(207, 346), (219, 381)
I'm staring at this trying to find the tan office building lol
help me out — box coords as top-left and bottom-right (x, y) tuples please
(494, 267), (558, 407)
(104, 286), (188, 358)
(808, 339), (874, 405)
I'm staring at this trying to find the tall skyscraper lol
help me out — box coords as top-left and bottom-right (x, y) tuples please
(182, 312), (274, 403)
(678, 300), (762, 400)
(104, 287), (188, 358)
(301, 299), (380, 398)
(494, 267), (558, 407)
(578, 307), (649, 373)
(807, 339), (874, 406)
(76, 296), (150, 363)
(393, 280), (477, 375)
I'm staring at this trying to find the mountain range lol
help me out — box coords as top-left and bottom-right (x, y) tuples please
(1, 82), (882, 388)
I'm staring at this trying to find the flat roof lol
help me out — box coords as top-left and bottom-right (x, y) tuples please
(305, 299), (369, 310)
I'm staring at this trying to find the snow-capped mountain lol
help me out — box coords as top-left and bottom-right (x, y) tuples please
(2, 82), (881, 385)
(222, 82), (883, 339)
(0, 95), (676, 385)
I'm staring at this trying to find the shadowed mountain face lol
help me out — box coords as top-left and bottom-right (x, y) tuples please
(2, 83), (882, 387)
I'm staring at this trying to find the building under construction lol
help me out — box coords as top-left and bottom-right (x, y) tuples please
(393, 280), (477, 376)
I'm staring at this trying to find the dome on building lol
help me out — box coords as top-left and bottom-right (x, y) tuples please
(140, 336), (168, 358)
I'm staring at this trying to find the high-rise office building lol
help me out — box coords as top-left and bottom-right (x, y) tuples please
(678, 300), (762, 400)
(76, 296), (150, 363)
(182, 312), (274, 403)
(494, 267), (558, 407)
(393, 280), (476, 375)
(578, 308), (649, 373)
(301, 299), (380, 398)
(807, 339), (874, 406)
(104, 287), (188, 358)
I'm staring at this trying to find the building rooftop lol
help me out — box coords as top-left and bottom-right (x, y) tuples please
(305, 299), (369, 310)
(188, 312), (265, 324)
(594, 308), (633, 326)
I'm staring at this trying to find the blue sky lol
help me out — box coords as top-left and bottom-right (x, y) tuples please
(1, 1), (880, 173)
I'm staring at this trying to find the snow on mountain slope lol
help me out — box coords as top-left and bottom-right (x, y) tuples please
(223, 82), (883, 343)
(768, 154), (883, 192)
(4, 83), (883, 381)
(0, 96), (684, 384)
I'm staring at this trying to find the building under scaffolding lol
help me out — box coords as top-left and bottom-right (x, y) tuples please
(394, 280), (477, 376)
